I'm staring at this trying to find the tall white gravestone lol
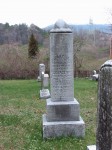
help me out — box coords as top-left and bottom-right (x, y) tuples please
(42, 20), (85, 138)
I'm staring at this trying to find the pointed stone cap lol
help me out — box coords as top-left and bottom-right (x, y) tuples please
(100, 59), (112, 70)
(50, 19), (72, 33)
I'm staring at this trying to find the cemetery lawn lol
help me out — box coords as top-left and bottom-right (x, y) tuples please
(0, 79), (97, 150)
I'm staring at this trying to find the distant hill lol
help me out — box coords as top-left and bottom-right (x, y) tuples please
(43, 24), (111, 34)
(0, 22), (111, 45)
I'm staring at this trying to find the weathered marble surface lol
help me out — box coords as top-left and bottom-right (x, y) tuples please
(43, 114), (85, 139)
(43, 74), (49, 88)
(50, 32), (74, 101)
(40, 89), (50, 99)
(50, 19), (71, 33)
(46, 98), (80, 121)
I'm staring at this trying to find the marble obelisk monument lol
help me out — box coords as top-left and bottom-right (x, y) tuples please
(42, 20), (85, 139)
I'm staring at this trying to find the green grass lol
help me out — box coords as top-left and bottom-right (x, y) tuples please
(0, 79), (97, 150)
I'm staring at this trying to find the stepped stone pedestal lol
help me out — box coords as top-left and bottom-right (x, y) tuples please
(42, 20), (85, 139)
(46, 98), (80, 121)
(43, 99), (85, 138)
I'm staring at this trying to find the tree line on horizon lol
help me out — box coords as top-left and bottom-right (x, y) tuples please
(0, 22), (111, 48)
(0, 22), (45, 45)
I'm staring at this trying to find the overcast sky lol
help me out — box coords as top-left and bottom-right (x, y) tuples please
(0, 0), (111, 28)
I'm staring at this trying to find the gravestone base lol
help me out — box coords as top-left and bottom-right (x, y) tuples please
(46, 98), (80, 121)
(40, 89), (50, 99)
(43, 114), (85, 139)
(87, 145), (96, 150)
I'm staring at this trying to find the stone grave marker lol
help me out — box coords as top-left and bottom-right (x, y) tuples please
(41, 71), (44, 89)
(87, 60), (112, 150)
(40, 72), (50, 99)
(42, 20), (85, 139)
(37, 64), (45, 81)
(43, 74), (49, 88)
(92, 70), (98, 81)
(96, 60), (112, 150)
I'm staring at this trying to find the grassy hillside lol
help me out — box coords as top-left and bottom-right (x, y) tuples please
(0, 79), (97, 150)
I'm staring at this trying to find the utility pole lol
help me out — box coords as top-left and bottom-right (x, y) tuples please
(110, 37), (112, 59)
(89, 18), (95, 46)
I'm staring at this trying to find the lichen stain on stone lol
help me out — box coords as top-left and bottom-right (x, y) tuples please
(97, 61), (112, 150)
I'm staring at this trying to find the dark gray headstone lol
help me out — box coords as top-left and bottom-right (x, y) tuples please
(96, 60), (112, 150)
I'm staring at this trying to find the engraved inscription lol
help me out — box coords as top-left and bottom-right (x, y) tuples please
(50, 33), (74, 101)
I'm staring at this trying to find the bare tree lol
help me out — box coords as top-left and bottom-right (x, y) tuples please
(73, 32), (85, 76)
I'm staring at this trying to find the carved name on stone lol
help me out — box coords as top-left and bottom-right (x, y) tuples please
(50, 33), (74, 101)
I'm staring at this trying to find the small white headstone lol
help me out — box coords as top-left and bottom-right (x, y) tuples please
(40, 73), (50, 99)
(43, 74), (49, 88)
(37, 64), (45, 81)
(40, 89), (50, 99)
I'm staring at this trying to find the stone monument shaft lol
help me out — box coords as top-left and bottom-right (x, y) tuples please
(50, 25), (74, 101)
